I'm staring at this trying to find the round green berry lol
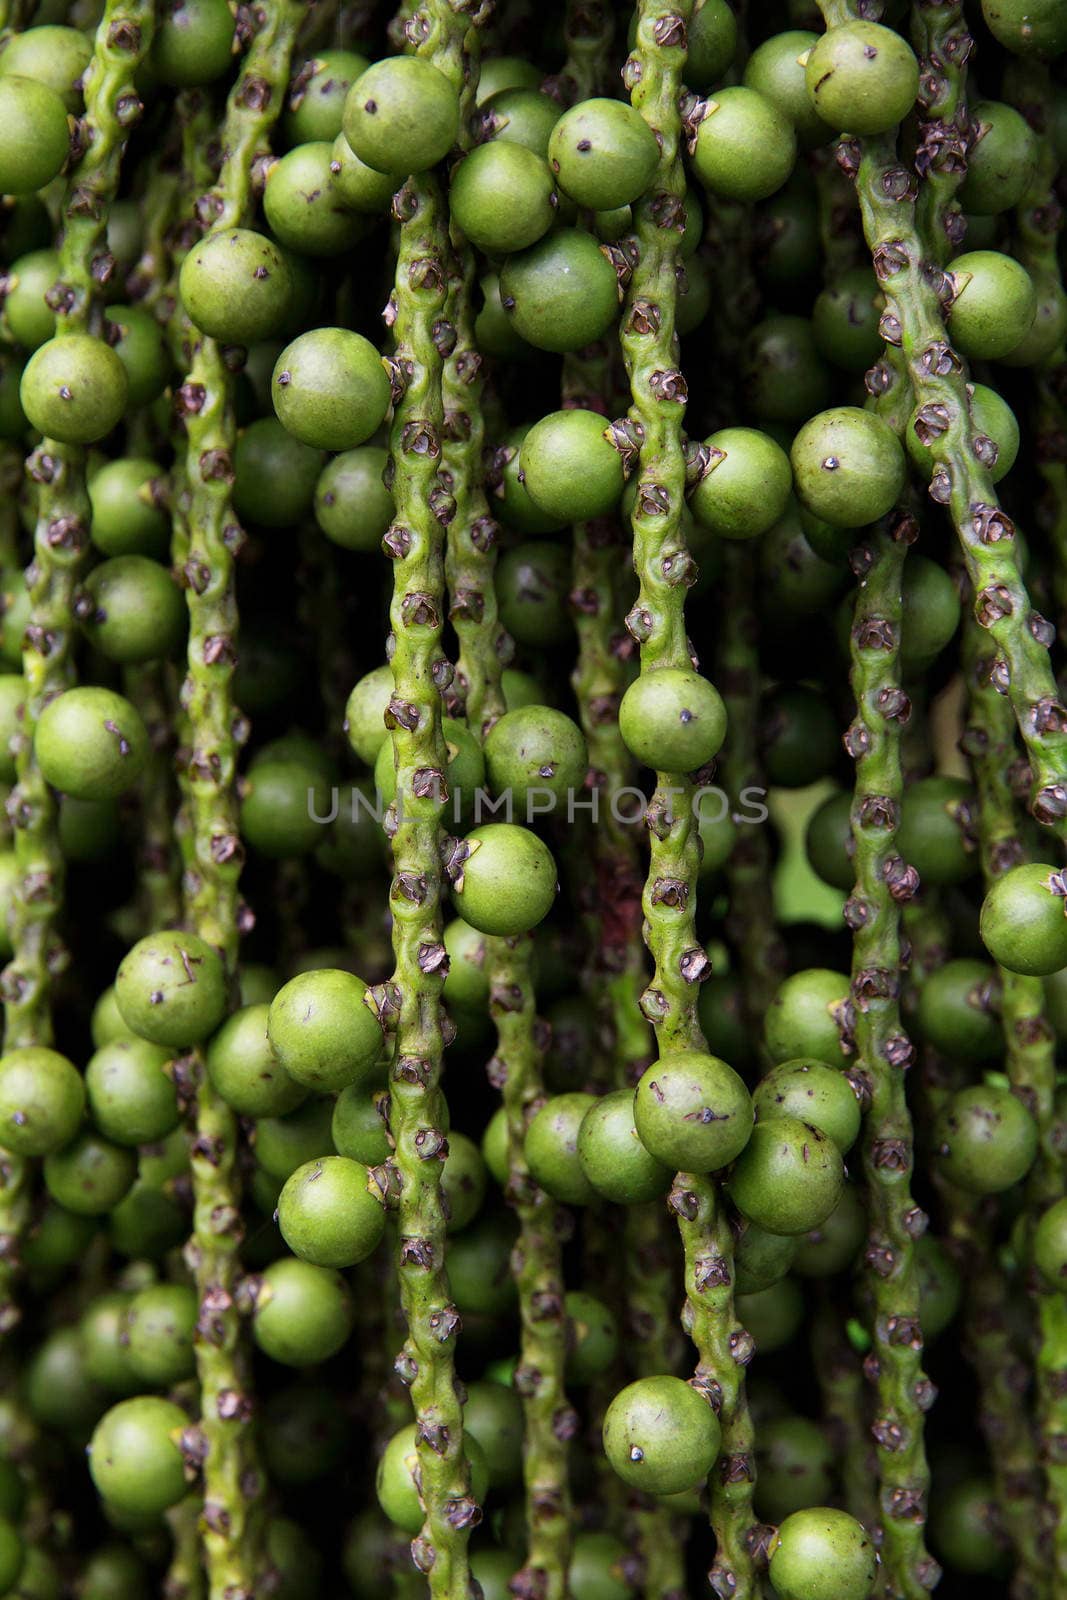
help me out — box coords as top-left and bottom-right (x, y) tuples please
(0, 1046), (84, 1158)
(768, 1507), (877, 1600)
(81, 556), (185, 666)
(267, 968), (383, 1092)
(0, 76), (69, 195)
(804, 21), (919, 137)
(499, 230), (619, 355)
(548, 97), (659, 212)
(115, 930), (227, 1049)
(932, 1084), (1038, 1195)
(752, 1059), (861, 1154)
(946, 250), (1037, 361)
(602, 1376), (720, 1495)
(253, 1257), (354, 1367)
(619, 668), (727, 772)
(727, 1117), (844, 1235)
(273, 327), (390, 452)
(791, 407), (905, 529)
(525, 1093), (598, 1206)
(314, 447), (393, 552)
(278, 1155), (385, 1268)
(452, 823), (557, 936)
(981, 863), (1067, 977)
(342, 56), (460, 177)
(450, 141), (556, 256)
(179, 229), (292, 345)
(690, 427), (793, 540)
(85, 1038), (180, 1147)
(124, 1284), (197, 1386)
(692, 86), (796, 202)
(43, 1129), (137, 1216)
(35, 686), (148, 801)
(634, 1051), (753, 1173)
(205, 1003), (306, 1118)
(576, 1088), (673, 1205)
(20, 335), (127, 445)
(88, 1398), (189, 1518)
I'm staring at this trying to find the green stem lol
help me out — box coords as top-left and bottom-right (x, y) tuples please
(490, 935), (573, 1600)
(124, 664), (182, 932)
(165, 1497), (208, 1600)
(379, 149), (476, 1600)
(174, 8), (300, 1595)
(812, 1291), (879, 1532)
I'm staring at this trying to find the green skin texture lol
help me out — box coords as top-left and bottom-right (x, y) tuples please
(34, 685), (149, 801)
(915, 959), (1002, 1061)
(452, 824), (557, 937)
(233, 417), (322, 529)
(933, 1085), (1039, 1195)
(330, 132), (398, 213)
(277, 1156), (386, 1268)
(263, 142), (364, 257)
(252, 1258), (354, 1367)
(959, 100), (1038, 215)
(500, 233), (620, 355)
(85, 1038), (180, 1146)
(618, 668), (727, 772)
(484, 706), (588, 809)
(620, 3), (761, 1593)
(115, 930), (227, 1048)
(88, 459), (169, 559)
(565, 1291), (620, 1386)
(205, 1003), (306, 1119)
(149, 0), (234, 85)
(82, 556), (186, 666)
(315, 447), (393, 552)
(689, 427), (792, 540)
(804, 21), (919, 137)
(548, 98), (659, 212)
(791, 407), (906, 529)
(343, 56), (459, 176)
(945, 249), (1038, 360)
(765, 968), (851, 1066)
(524, 1093), (598, 1206)
(43, 1129), (136, 1216)
(272, 328), (391, 452)
(633, 1051), (753, 1173)
(519, 409), (625, 523)
(377, 1426), (489, 1536)
(727, 1118), (844, 1236)
(4, 249), (59, 349)
(344, 664), (393, 765)
(125, 1284), (197, 1386)
(602, 1376), (721, 1496)
(768, 1508), (877, 1600)
(20, 335), (128, 446)
(179, 228), (292, 344)
(0, 76), (68, 194)
(906, 382), (1020, 487)
(752, 1060), (862, 1154)
(733, 1221), (797, 1295)
(813, 268), (883, 373)
(449, 142), (556, 256)
(895, 776), (974, 886)
(692, 87), (797, 204)
(0, 1046), (85, 1157)
(285, 49), (368, 142)
(981, 864), (1067, 977)
(267, 969), (383, 1092)
(982, 0), (1067, 55)
(576, 1089), (673, 1205)
(88, 1398), (189, 1519)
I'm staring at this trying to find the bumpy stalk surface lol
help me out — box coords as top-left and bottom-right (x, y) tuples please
(380, 17), (479, 1582)
(622, 6), (758, 1596)
(820, 0), (1067, 839)
(174, 6), (299, 1593)
(845, 516), (935, 1600)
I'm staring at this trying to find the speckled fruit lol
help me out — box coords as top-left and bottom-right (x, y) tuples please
(980, 863), (1067, 977)
(35, 686), (148, 801)
(960, 100), (1038, 214)
(933, 1084), (1038, 1195)
(85, 1038), (180, 1147)
(577, 1088), (673, 1205)
(753, 1059), (861, 1154)
(618, 669), (727, 772)
(499, 231), (619, 354)
(734, 1221), (798, 1295)
(519, 409), (624, 523)
(791, 407), (905, 528)
(278, 1155), (385, 1268)
(342, 56), (460, 176)
(20, 335), (127, 444)
(452, 823), (557, 936)
(602, 1376), (720, 1495)
(690, 427), (793, 540)
(548, 97), (659, 211)
(634, 1051), (753, 1173)
(525, 1093), (598, 1205)
(450, 141), (556, 255)
(728, 1117), (844, 1235)
(267, 968), (383, 1092)
(115, 931), (227, 1049)
(484, 705), (588, 814)
(804, 21), (920, 137)
(765, 968), (851, 1067)
(179, 228), (292, 345)
(81, 556), (185, 666)
(768, 1507), (877, 1600)
(945, 250), (1037, 361)
(314, 446), (393, 552)
(0, 1046), (85, 1157)
(272, 327), (390, 452)
(252, 1257), (354, 1366)
(88, 1398), (188, 1518)
(980, 0), (1067, 57)
(43, 1127), (137, 1216)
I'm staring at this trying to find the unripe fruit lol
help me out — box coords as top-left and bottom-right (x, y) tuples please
(115, 931), (227, 1048)
(980, 863), (1067, 976)
(343, 57), (460, 176)
(451, 823), (557, 936)
(633, 1051), (753, 1172)
(20, 336), (127, 444)
(804, 21), (920, 137)
(768, 1507), (877, 1600)
(88, 1398), (189, 1518)
(35, 687), (148, 802)
(278, 1156), (386, 1268)
(618, 669), (727, 772)
(603, 1376), (720, 1495)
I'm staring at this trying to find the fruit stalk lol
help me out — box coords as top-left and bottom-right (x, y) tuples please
(963, 613), (1061, 1592)
(174, 5), (300, 1593)
(379, 51), (477, 1587)
(622, 4), (759, 1595)
(845, 510), (935, 1600)
(815, 22), (1067, 841)
(490, 934), (574, 1600)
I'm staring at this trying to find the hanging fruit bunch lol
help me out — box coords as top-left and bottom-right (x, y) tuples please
(0, 0), (1064, 1593)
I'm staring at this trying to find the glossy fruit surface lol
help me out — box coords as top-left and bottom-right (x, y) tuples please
(484, 705), (588, 813)
(450, 141), (556, 255)
(633, 1050), (753, 1173)
(0, 76), (69, 194)
(728, 1117), (844, 1235)
(577, 1089), (673, 1204)
(549, 98), (659, 210)
(342, 56), (460, 176)
(692, 86), (796, 202)
(980, 0), (1067, 56)
(960, 100), (1038, 214)
(690, 427), (792, 540)
(88, 1398), (188, 1518)
(752, 1059), (861, 1153)
(916, 959), (1001, 1061)
(43, 1129), (137, 1216)
(791, 407), (906, 528)
(525, 1093), (597, 1205)
(765, 968), (851, 1067)
(81, 556), (185, 665)
(945, 250), (1037, 360)
(278, 1155), (385, 1268)
(804, 21), (919, 136)
(85, 1038), (179, 1147)
(124, 1284), (197, 1386)
(376, 1423), (488, 1533)
(206, 1003), (306, 1118)
(0, 1046), (84, 1157)
(21, 335), (127, 444)
(500, 231), (619, 354)
(179, 229), (291, 345)
(619, 668), (727, 772)
(933, 1084), (1038, 1194)
(519, 409), (624, 522)
(115, 931), (227, 1048)
(981, 863), (1067, 976)
(768, 1506), (877, 1600)
(452, 823), (557, 935)
(267, 968), (383, 1092)
(252, 1257), (354, 1366)
(150, 0), (235, 84)
(602, 1376), (720, 1494)
(35, 686), (148, 801)
(272, 327), (390, 451)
